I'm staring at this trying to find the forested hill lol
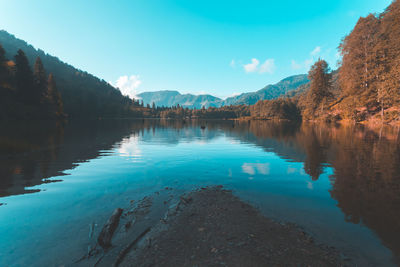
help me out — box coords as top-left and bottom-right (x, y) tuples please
(223, 74), (309, 106)
(138, 90), (223, 109)
(0, 30), (135, 118)
(137, 75), (309, 109)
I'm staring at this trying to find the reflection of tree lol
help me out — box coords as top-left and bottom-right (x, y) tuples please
(302, 131), (325, 180)
(0, 120), (134, 197)
(329, 125), (400, 264)
(224, 120), (400, 262)
(0, 121), (64, 196)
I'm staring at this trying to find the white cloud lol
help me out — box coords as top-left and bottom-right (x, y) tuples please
(230, 59), (235, 68)
(259, 59), (276, 74)
(311, 46), (321, 56)
(304, 58), (314, 69)
(243, 58), (275, 74)
(291, 60), (302, 70)
(112, 75), (142, 99)
(291, 46), (323, 71)
(244, 58), (259, 73)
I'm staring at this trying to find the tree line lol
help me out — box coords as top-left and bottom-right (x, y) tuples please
(297, 0), (400, 123)
(236, 0), (400, 123)
(0, 45), (65, 120)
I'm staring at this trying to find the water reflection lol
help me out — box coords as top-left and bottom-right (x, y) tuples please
(0, 119), (399, 264)
(228, 121), (400, 263)
(0, 120), (140, 197)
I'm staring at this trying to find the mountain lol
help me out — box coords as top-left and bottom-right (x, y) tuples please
(138, 74), (309, 108)
(0, 30), (136, 118)
(223, 74), (309, 106)
(138, 90), (223, 109)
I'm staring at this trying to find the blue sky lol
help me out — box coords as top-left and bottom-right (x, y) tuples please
(0, 0), (392, 99)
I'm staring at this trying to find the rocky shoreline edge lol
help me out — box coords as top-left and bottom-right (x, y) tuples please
(73, 186), (349, 267)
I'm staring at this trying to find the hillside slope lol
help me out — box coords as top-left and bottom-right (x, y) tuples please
(223, 74), (309, 106)
(0, 30), (134, 118)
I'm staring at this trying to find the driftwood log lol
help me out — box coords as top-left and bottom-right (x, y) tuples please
(97, 208), (123, 249)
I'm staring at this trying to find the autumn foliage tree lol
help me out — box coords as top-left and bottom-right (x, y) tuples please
(339, 0), (400, 121)
(303, 59), (332, 120)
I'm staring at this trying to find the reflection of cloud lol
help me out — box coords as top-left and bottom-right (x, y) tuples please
(228, 168), (232, 177)
(242, 163), (255, 175)
(229, 139), (240, 145)
(119, 135), (141, 160)
(287, 166), (297, 174)
(242, 163), (270, 175)
(307, 181), (314, 190)
(300, 168), (308, 176)
(256, 163), (270, 175)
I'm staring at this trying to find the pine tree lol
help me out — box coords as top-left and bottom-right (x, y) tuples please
(0, 44), (7, 84)
(47, 73), (65, 118)
(14, 49), (34, 104)
(33, 57), (47, 103)
(0, 44), (5, 62)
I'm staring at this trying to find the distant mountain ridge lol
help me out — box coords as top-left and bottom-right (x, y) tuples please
(138, 90), (223, 109)
(138, 74), (309, 108)
(223, 74), (309, 106)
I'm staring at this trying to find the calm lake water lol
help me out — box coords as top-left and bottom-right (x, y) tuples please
(0, 119), (399, 266)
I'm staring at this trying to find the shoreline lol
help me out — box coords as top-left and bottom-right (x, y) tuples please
(76, 186), (348, 267)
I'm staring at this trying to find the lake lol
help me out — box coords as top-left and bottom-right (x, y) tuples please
(0, 119), (399, 266)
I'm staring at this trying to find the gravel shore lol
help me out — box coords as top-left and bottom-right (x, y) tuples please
(119, 186), (345, 267)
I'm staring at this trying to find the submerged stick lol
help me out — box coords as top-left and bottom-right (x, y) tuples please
(113, 227), (151, 267)
(97, 208), (123, 249)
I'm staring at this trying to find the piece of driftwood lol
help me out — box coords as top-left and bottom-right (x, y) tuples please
(113, 227), (151, 267)
(97, 208), (123, 249)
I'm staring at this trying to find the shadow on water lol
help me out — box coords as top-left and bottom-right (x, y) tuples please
(0, 119), (399, 264)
